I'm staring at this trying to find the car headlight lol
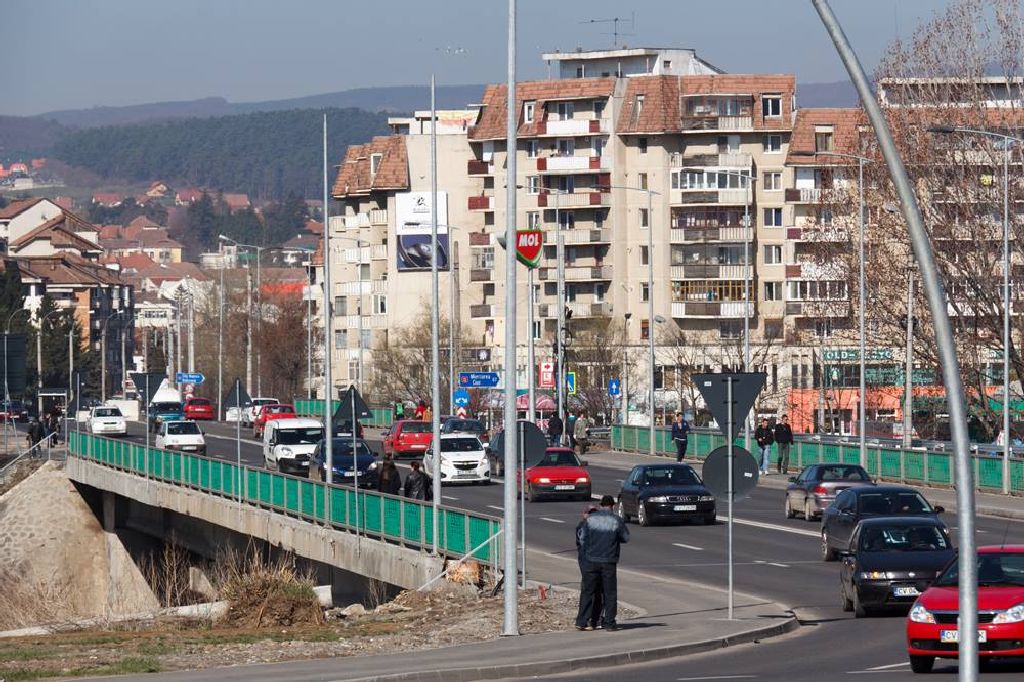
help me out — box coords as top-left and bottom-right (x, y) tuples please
(575, 477), (589, 484)
(279, 447), (293, 457)
(993, 603), (1024, 624)
(698, 495), (715, 502)
(909, 603), (936, 624)
(368, 461), (378, 470)
(537, 477), (551, 483)
(647, 496), (670, 503)
(859, 571), (893, 580)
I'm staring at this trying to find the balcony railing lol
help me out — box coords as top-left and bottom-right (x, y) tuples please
(785, 301), (849, 317)
(675, 189), (751, 206)
(336, 209), (388, 229)
(680, 115), (753, 132)
(669, 264), (748, 280)
(671, 301), (754, 318)
(670, 226), (753, 242)
(469, 232), (491, 246)
(536, 155), (607, 173)
(468, 195), (496, 211)
(470, 304), (494, 318)
(669, 152), (752, 168)
(536, 192), (610, 208)
(537, 118), (609, 136)
(370, 244), (388, 260)
(538, 265), (612, 281)
(785, 260), (848, 279)
(785, 187), (847, 203)
(470, 268), (492, 282)
(787, 226), (849, 243)
(467, 159), (493, 176)
(543, 228), (611, 245)
(337, 279), (387, 295)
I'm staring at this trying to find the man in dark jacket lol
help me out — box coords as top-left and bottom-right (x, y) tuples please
(755, 418), (775, 475)
(671, 412), (690, 463)
(575, 506), (603, 630)
(27, 417), (44, 448)
(575, 495), (629, 631)
(547, 413), (564, 447)
(774, 414), (794, 475)
(403, 461), (432, 500)
(377, 459), (402, 495)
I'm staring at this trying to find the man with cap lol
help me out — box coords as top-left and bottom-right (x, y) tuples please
(575, 494), (629, 631)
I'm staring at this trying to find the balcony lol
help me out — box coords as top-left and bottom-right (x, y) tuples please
(680, 115), (753, 132)
(669, 152), (752, 168)
(785, 260), (848, 279)
(337, 279), (388, 296)
(536, 155), (608, 173)
(536, 191), (610, 208)
(536, 118), (610, 136)
(675, 189), (751, 206)
(342, 314), (387, 329)
(335, 209), (388, 229)
(370, 244), (388, 260)
(470, 268), (492, 282)
(787, 226), (849, 243)
(467, 159), (494, 176)
(470, 304), (494, 318)
(468, 195), (496, 211)
(785, 300), (849, 317)
(538, 301), (611, 318)
(671, 301), (754, 318)
(785, 187), (846, 203)
(543, 228), (611, 245)
(538, 265), (612, 281)
(670, 226), (753, 242)
(669, 264), (747, 280)
(344, 246), (371, 264)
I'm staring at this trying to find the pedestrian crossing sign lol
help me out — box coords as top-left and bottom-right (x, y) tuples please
(565, 371), (577, 395)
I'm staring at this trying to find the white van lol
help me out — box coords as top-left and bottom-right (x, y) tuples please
(263, 417), (324, 475)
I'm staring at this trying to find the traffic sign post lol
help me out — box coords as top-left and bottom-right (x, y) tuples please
(459, 371), (502, 388)
(608, 378), (621, 396)
(565, 371), (577, 395)
(539, 362), (555, 389)
(175, 372), (205, 385)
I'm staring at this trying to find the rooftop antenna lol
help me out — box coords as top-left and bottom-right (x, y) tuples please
(579, 11), (636, 49)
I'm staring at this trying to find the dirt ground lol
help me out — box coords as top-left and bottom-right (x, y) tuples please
(0, 585), (619, 680)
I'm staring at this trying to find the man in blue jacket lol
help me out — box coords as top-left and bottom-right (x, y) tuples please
(575, 495), (630, 631)
(671, 411), (690, 462)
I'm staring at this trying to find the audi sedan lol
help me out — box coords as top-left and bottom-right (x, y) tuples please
(617, 463), (716, 526)
(785, 463), (874, 521)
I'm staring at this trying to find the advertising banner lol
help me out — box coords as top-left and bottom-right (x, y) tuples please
(395, 191), (449, 271)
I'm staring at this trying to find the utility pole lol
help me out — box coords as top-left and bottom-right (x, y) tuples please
(322, 113), (335, 485)
(245, 270), (253, 395)
(187, 294), (195, 373)
(903, 268), (914, 449)
(430, 72), (442, 552)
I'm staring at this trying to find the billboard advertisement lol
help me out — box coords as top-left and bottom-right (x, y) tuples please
(395, 191), (449, 272)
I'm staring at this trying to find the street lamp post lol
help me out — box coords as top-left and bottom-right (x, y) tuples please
(928, 125), (1020, 495)
(4, 307), (30, 453)
(219, 235), (264, 396)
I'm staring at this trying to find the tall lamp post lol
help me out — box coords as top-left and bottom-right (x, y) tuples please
(928, 126), (1020, 496)
(5, 307), (30, 453)
(792, 149), (871, 468)
(218, 236), (264, 395)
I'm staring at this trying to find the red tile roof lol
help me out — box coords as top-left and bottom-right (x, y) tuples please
(16, 252), (124, 286)
(305, 220), (323, 235)
(92, 192), (123, 206)
(332, 135), (409, 198)
(469, 78), (615, 141)
(10, 213), (102, 253)
(786, 108), (866, 165)
(0, 197), (44, 220)
(223, 193), (251, 210)
(176, 189), (204, 203)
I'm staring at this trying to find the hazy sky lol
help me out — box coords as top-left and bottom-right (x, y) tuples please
(1, 0), (957, 116)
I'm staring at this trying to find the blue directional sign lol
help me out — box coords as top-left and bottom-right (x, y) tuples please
(459, 372), (501, 388)
(453, 388), (471, 407)
(176, 372), (205, 385)
(608, 378), (621, 396)
(565, 371), (577, 395)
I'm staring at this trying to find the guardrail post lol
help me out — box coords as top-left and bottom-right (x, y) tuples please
(973, 454), (980, 492)
(464, 513), (470, 560)
(420, 501), (426, 553)
(900, 449), (905, 484)
(875, 447), (881, 481)
(924, 450), (930, 485)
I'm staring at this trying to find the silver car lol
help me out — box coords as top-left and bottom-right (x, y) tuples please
(784, 463), (874, 521)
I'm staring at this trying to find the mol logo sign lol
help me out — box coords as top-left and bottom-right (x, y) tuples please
(515, 230), (543, 268)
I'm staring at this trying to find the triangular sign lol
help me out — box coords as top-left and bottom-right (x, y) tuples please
(222, 378), (252, 409)
(515, 229), (543, 268)
(692, 373), (766, 441)
(334, 385), (372, 423)
(131, 372), (167, 403)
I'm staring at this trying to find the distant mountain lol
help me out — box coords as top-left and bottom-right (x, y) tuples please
(0, 115), (67, 159)
(796, 80), (860, 108)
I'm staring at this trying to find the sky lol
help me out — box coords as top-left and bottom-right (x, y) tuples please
(0, 0), (959, 117)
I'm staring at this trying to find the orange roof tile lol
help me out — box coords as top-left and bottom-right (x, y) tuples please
(332, 135), (409, 198)
(786, 108), (867, 165)
(0, 197), (44, 220)
(468, 78), (615, 141)
(10, 214), (102, 253)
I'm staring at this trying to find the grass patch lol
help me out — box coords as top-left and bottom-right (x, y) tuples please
(2, 656), (161, 681)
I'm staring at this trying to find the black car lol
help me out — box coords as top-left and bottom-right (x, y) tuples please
(785, 463), (874, 522)
(310, 438), (378, 488)
(616, 463), (716, 526)
(821, 485), (946, 560)
(839, 517), (954, 617)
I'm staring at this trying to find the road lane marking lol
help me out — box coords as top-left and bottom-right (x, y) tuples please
(441, 495), (458, 501)
(540, 517), (566, 524)
(732, 517), (820, 538)
(754, 560), (790, 568)
(672, 542), (703, 551)
(677, 676), (758, 681)
(487, 505), (504, 511)
(864, 662), (910, 671)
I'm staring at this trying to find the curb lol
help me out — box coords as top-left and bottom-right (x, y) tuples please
(344, 614), (799, 682)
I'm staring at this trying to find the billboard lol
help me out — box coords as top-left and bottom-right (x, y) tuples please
(395, 191), (449, 272)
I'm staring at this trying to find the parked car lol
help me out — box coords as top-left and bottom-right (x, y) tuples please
(906, 545), (1024, 673)
(155, 420), (206, 455)
(309, 438), (378, 488)
(263, 418), (324, 475)
(519, 447), (591, 502)
(244, 397), (278, 426)
(785, 463), (874, 522)
(88, 405), (127, 437)
(839, 517), (954, 617)
(382, 419), (433, 458)
(184, 397), (215, 421)
(821, 485), (946, 561)
(617, 463), (716, 526)
(423, 434), (490, 484)
(441, 418), (490, 450)
(253, 404), (297, 439)
(0, 400), (29, 422)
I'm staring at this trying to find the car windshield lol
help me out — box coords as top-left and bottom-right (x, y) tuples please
(440, 437), (481, 452)
(266, 405), (294, 414)
(642, 466), (701, 486)
(166, 422), (200, 436)
(403, 421), (431, 433)
(857, 491), (932, 515)
(94, 408), (122, 417)
(859, 525), (950, 552)
(153, 402), (182, 413)
(445, 420), (485, 434)
(537, 450), (582, 467)
(329, 441), (374, 463)
(277, 428), (324, 445)
(934, 552), (1024, 587)
(189, 399), (210, 407)
(819, 465), (870, 481)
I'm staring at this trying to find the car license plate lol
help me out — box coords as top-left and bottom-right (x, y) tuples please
(343, 471), (357, 477)
(892, 586), (919, 597)
(940, 629), (987, 644)
(182, 446), (197, 451)
(554, 485), (575, 491)
(674, 504), (697, 511)
(413, 444), (426, 449)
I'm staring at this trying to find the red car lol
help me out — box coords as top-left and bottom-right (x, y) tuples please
(382, 419), (433, 458)
(253, 404), (297, 439)
(518, 447), (592, 502)
(184, 397), (214, 421)
(906, 545), (1024, 673)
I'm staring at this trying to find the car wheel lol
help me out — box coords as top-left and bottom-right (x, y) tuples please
(821, 531), (838, 561)
(840, 583), (853, 612)
(703, 513), (716, 525)
(617, 499), (630, 523)
(908, 655), (934, 674)
(785, 497), (796, 519)
(527, 484), (537, 502)
(637, 501), (650, 527)
(803, 498), (815, 522)
(853, 590), (870, 618)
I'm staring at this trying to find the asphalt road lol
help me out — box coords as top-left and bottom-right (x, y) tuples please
(103, 419), (1024, 679)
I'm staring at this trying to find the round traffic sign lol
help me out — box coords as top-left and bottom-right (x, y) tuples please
(183, 382), (196, 396)
(701, 445), (759, 500)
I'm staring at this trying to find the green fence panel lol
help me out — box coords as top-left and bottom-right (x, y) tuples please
(283, 477), (298, 513)
(381, 496), (402, 538)
(903, 450), (925, 482)
(977, 456), (1004, 490)
(878, 449), (903, 480)
(443, 509), (466, 555)
(1011, 459), (1024, 494)
(927, 453), (951, 485)
(186, 455), (200, 486)
(312, 484), (326, 520)
(468, 516), (495, 562)
(361, 491), (382, 534)
(299, 480), (316, 519)
(402, 501), (423, 543)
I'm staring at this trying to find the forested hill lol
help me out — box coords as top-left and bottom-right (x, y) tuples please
(50, 107), (392, 200)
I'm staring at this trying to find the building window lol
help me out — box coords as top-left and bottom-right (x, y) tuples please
(526, 139), (539, 158)
(640, 245), (649, 265)
(557, 138), (575, 156)
(815, 129), (834, 152)
(763, 171), (782, 191)
(763, 245), (783, 265)
(348, 359), (360, 380)
(632, 95), (645, 122)
(360, 329), (371, 349)
(814, 320), (834, 338)
(638, 172), (648, 190)
(575, 66), (584, 78)
(641, 319), (650, 340)
(526, 176), (541, 194)
(524, 100), (535, 123)
(638, 137), (648, 154)
(593, 100), (605, 118)
(334, 329), (347, 349)
(532, 320), (541, 340)
(373, 293), (387, 315)
(359, 264), (370, 280)
(595, 210), (605, 229)
(471, 247), (494, 269)
(763, 207), (783, 227)
(639, 207), (649, 228)
(369, 153), (382, 176)
(762, 95), (782, 117)
(641, 282), (650, 303)
(555, 101), (574, 120)
(557, 211), (574, 230)
(719, 321), (742, 339)
(527, 211), (541, 229)
(764, 281), (782, 301)
(663, 59), (672, 70)
(763, 135), (782, 153)
(333, 295), (346, 317)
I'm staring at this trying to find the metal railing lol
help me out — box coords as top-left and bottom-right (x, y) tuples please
(292, 401), (393, 428)
(612, 425), (1024, 494)
(66, 431), (503, 565)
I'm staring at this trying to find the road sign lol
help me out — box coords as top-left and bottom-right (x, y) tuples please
(539, 361), (555, 389)
(692, 373), (766, 441)
(175, 372), (205, 385)
(608, 378), (621, 396)
(565, 371), (577, 395)
(453, 388), (471, 408)
(459, 371), (501, 388)
(182, 382), (195, 396)
(702, 446), (760, 500)
(515, 230), (543, 268)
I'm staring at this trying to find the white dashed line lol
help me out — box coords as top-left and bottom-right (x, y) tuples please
(677, 676), (758, 681)
(442, 495), (458, 501)
(487, 505), (504, 511)
(863, 662), (910, 671)
(732, 517), (820, 538)
(540, 517), (566, 524)
(672, 542), (704, 551)
(754, 560), (791, 568)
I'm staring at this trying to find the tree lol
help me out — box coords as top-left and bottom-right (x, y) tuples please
(23, 295), (97, 407)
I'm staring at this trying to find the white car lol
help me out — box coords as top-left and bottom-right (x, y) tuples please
(263, 418), (324, 475)
(424, 434), (491, 485)
(155, 420), (206, 455)
(89, 406), (127, 436)
(244, 397), (278, 426)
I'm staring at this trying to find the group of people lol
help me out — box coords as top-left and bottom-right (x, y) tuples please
(574, 495), (629, 631)
(374, 456), (435, 500)
(26, 412), (61, 449)
(545, 409), (592, 455)
(754, 414), (794, 475)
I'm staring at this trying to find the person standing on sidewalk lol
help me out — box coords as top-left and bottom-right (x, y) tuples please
(774, 414), (793, 475)
(671, 412), (690, 463)
(575, 495), (629, 631)
(755, 418), (774, 475)
(574, 506), (603, 630)
(547, 412), (564, 447)
(573, 410), (591, 456)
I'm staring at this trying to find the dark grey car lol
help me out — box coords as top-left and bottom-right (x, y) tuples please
(821, 485), (946, 561)
(784, 463), (874, 522)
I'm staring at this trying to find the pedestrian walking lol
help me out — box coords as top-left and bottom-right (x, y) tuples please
(573, 410), (591, 456)
(575, 495), (629, 631)
(774, 414), (794, 475)
(423, 405), (433, 422)
(403, 460), (432, 500)
(566, 412), (578, 451)
(377, 459), (402, 496)
(575, 506), (603, 630)
(413, 400), (426, 420)
(547, 412), (564, 447)
(671, 412), (690, 463)
(755, 417), (775, 474)
(27, 417), (43, 448)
